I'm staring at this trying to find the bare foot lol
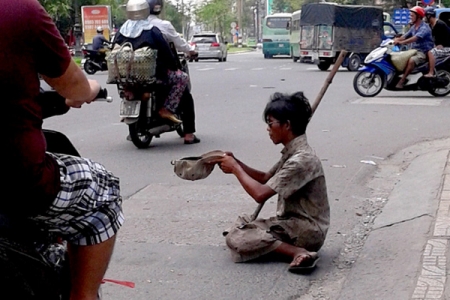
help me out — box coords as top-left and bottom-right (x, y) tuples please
(424, 73), (435, 78)
(395, 81), (404, 89)
(290, 250), (318, 267)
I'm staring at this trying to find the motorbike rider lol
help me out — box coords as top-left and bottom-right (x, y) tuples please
(1, 1), (124, 299)
(146, 0), (201, 144)
(92, 27), (111, 67)
(114, 0), (189, 124)
(393, 6), (434, 89)
(424, 7), (450, 77)
(92, 26), (111, 53)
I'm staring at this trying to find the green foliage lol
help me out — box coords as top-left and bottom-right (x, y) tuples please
(194, 0), (234, 39)
(272, 0), (293, 13)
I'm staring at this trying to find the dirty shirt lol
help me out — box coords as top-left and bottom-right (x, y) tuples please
(224, 135), (330, 262)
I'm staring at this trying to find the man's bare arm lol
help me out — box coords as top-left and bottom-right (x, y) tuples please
(42, 60), (100, 107)
(235, 159), (272, 184)
(233, 165), (276, 203)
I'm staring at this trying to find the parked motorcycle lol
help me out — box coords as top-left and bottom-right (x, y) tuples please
(81, 46), (109, 75)
(353, 39), (450, 97)
(0, 87), (111, 299)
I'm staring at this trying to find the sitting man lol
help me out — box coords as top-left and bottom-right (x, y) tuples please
(212, 92), (330, 272)
(394, 6), (434, 88)
(424, 7), (450, 77)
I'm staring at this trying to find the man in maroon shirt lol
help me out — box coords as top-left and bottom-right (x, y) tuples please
(0, 0), (123, 299)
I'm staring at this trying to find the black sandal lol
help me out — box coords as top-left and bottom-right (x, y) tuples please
(184, 135), (201, 144)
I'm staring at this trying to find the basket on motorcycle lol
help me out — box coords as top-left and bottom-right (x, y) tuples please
(106, 42), (157, 84)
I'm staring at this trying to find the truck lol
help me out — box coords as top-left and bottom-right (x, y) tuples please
(299, 3), (387, 71)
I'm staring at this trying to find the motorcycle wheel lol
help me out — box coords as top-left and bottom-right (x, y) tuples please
(83, 60), (97, 75)
(129, 123), (153, 149)
(428, 69), (450, 97)
(353, 70), (384, 97)
(347, 54), (361, 72)
(318, 61), (331, 71)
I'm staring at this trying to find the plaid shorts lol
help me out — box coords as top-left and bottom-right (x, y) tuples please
(30, 153), (124, 246)
(430, 47), (450, 59)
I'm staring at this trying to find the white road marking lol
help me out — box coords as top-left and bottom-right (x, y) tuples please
(352, 97), (443, 106)
(225, 68), (238, 71)
(251, 68), (264, 70)
(197, 68), (214, 71)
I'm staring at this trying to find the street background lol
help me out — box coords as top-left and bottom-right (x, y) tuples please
(44, 50), (450, 299)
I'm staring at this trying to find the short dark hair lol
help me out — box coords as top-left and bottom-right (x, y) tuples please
(263, 91), (312, 136)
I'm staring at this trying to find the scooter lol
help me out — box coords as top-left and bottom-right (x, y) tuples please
(81, 45), (109, 75)
(353, 39), (450, 97)
(112, 45), (195, 149)
(0, 88), (111, 299)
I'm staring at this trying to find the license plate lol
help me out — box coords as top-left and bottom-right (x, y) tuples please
(312, 51), (319, 62)
(199, 45), (209, 50)
(120, 100), (141, 118)
(279, 44), (284, 47)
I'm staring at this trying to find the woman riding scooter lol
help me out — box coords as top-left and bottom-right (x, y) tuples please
(113, 0), (188, 124)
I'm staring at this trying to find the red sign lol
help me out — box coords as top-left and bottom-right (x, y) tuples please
(81, 6), (111, 44)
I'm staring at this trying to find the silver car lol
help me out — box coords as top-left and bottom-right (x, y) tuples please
(189, 32), (228, 62)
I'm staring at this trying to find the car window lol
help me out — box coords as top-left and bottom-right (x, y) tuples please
(192, 35), (217, 43)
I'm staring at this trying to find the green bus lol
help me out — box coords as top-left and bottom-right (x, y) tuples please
(262, 13), (292, 59)
(289, 10), (301, 62)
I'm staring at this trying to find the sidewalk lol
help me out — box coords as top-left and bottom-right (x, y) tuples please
(337, 139), (450, 300)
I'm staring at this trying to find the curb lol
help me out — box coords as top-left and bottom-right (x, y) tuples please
(412, 152), (450, 299)
(336, 140), (450, 300)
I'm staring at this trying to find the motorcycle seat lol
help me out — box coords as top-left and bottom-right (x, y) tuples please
(390, 49), (417, 72)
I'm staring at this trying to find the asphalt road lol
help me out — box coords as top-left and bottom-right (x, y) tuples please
(45, 50), (450, 299)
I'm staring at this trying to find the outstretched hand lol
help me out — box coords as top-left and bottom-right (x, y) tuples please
(208, 152), (238, 174)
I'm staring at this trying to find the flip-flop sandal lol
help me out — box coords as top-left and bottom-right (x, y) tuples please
(288, 256), (320, 274)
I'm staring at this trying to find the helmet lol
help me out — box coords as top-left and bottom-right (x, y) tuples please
(126, 0), (150, 20)
(425, 7), (436, 18)
(410, 6), (425, 18)
(147, 0), (163, 15)
(96, 26), (104, 33)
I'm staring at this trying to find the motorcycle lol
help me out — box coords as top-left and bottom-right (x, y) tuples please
(112, 45), (195, 149)
(81, 45), (110, 75)
(353, 39), (450, 97)
(0, 87), (111, 299)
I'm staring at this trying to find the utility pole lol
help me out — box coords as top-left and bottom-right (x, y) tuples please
(237, 0), (242, 45)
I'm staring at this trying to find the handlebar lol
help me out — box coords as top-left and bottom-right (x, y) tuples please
(95, 88), (113, 102)
(39, 87), (113, 119)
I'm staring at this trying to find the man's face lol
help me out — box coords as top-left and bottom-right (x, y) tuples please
(410, 12), (418, 24)
(266, 116), (285, 145)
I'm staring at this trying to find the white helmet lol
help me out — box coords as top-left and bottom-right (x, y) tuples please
(126, 0), (150, 20)
(96, 26), (104, 33)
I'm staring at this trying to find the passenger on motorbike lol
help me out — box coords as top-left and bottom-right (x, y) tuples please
(393, 6), (434, 89)
(113, 0), (188, 124)
(1, 1), (124, 299)
(146, 0), (201, 144)
(424, 7), (450, 77)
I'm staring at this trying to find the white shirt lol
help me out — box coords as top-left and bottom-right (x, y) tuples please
(147, 15), (191, 54)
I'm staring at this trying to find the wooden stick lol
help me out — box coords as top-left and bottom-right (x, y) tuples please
(250, 50), (348, 221)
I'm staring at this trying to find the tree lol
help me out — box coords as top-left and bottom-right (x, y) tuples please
(194, 0), (234, 40)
